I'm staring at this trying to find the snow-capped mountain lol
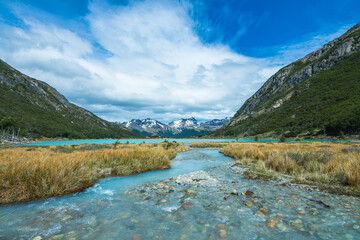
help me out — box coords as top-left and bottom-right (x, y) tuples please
(200, 117), (232, 131)
(168, 117), (200, 130)
(124, 118), (168, 130)
(117, 118), (173, 136)
(118, 117), (230, 137)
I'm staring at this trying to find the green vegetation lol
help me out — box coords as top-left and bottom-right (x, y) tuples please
(0, 60), (139, 139)
(280, 134), (286, 142)
(212, 50), (360, 137)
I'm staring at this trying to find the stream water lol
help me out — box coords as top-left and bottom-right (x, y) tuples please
(0, 148), (359, 239)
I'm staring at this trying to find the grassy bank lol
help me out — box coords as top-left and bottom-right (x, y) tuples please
(191, 141), (360, 196)
(0, 142), (189, 204)
(190, 142), (230, 148)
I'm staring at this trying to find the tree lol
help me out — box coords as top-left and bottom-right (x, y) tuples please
(339, 130), (345, 139)
(254, 136), (259, 142)
(280, 134), (286, 142)
(0, 117), (15, 129)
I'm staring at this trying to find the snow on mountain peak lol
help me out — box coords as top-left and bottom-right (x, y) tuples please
(118, 117), (230, 137)
(168, 118), (199, 130)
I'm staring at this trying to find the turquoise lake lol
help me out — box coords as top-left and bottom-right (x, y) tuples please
(27, 138), (282, 146)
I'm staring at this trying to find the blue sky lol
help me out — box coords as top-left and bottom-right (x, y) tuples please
(0, 0), (359, 122)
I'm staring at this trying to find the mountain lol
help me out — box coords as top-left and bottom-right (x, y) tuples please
(200, 118), (231, 131)
(119, 118), (174, 136)
(0, 60), (139, 139)
(119, 117), (230, 137)
(168, 117), (199, 130)
(211, 23), (360, 138)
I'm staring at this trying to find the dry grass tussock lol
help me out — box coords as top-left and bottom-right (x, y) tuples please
(190, 142), (229, 148)
(0, 142), (189, 204)
(194, 141), (360, 196)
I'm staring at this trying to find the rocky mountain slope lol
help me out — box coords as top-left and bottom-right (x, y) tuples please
(212, 23), (360, 137)
(0, 60), (139, 139)
(119, 117), (230, 137)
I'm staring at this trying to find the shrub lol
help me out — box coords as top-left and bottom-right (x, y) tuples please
(339, 130), (345, 139)
(113, 140), (120, 149)
(280, 134), (286, 142)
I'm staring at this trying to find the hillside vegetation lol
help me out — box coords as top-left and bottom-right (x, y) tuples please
(0, 60), (139, 139)
(212, 23), (360, 138)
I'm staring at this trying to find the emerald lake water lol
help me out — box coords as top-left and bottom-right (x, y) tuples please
(26, 138), (279, 146)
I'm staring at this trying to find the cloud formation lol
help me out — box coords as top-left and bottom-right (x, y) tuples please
(0, 0), (346, 122)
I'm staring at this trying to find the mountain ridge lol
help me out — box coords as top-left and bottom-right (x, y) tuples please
(119, 117), (230, 137)
(212, 23), (360, 138)
(0, 59), (139, 139)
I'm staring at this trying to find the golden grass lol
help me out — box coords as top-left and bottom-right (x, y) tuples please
(193, 141), (360, 196)
(0, 142), (189, 204)
(190, 142), (230, 148)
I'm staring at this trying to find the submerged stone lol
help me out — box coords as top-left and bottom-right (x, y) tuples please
(255, 211), (265, 218)
(266, 219), (277, 228)
(219, 229), (227, 238)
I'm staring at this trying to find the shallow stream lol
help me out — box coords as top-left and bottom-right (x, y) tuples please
(0, 148), (359, 239)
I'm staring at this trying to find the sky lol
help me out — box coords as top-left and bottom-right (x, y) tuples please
(0, 0), (359, 123)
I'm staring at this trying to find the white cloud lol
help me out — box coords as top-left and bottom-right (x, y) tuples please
(0, 0), (280, 122)
(274, 25), (352, 64)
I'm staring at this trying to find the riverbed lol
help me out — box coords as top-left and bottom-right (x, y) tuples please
(0, 148), (359, 239)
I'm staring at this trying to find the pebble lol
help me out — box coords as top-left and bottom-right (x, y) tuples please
(243, 190), (254, 196)
(32, 237), (42, 240)
(216, 223), (226, 229)
(255, 212), (265, 218)
(266, 219), (277, 228)
(133, 234), (142, 240)
(120, 213), (131, 218)
(130, 218), (138, 223)
(245, 202), (254, 207)
(277, 222), (287, 232)
(231, 189), (238, 195)
(293, 219), (304, 231)
(50, 234), (64, 240)
(62, 215), (72, 222)
(219, 229), (227, 238)
(294, 219), (302, 224)
(181, 234), (188, 239)
(260, 208), (269, 213)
